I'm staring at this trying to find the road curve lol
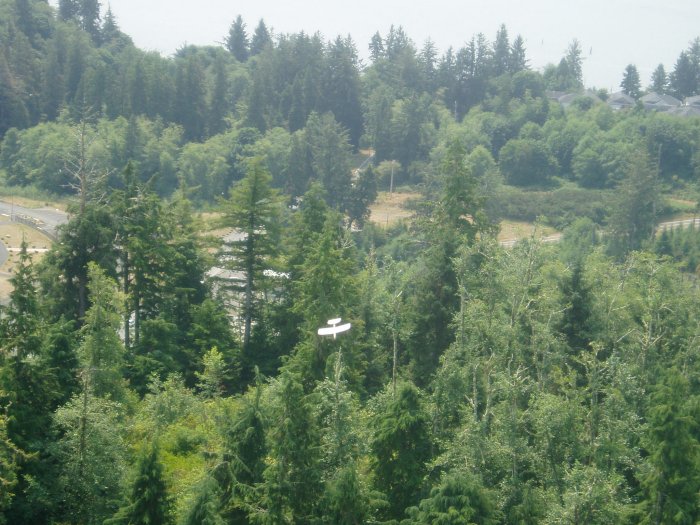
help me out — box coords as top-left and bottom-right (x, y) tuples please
(0, 239), (7, 267)
(0, 200), (69, 238)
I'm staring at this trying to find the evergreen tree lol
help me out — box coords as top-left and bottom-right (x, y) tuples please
(250, 19), (272, 56)
(321, 36), (363, 147)
(53, 394), (126, 525)
(58, 0), (79, 22)
(208, 54), (229, 136)
(306, 112), (354, 212)
(174, 55), (208, 141)
(670, 50), (698, 99)
(78, 0), (101, 43)
(219, 157), (282, 381)
(565, 39), (583, 88)
(107, 443), (171, 525)
(320, 463), (371, 525)
(258, 371), (321, 524)
(640, 369), (700, 525)
(607, 150), (659, 256)
(372, 382), (432, 520)
(182, 477), (224, 525)
(225, 15), (249, 62)
(650, 63), (667, 94)
(0, 238), (56, 448)
(406, 473), (498, 524)
(217, 379), (266, 524)
(493, 24), (510, 76)
(78, 262), (126, 400)
(347, 165), (377, 230)
(509, 35), (528, 73)
(620, 64), (641, 99)
(368, 31), (384, 62)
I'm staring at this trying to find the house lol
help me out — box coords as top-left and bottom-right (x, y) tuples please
(606, 92), (636, 111)
(640, 92), (681, 112)
(684, 95), (700, 108)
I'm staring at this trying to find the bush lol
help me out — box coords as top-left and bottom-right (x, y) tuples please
(495, 185), (609, 229)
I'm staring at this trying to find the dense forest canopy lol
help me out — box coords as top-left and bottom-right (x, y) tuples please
(2, 1), (700, 524)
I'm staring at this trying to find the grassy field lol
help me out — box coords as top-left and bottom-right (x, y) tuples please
(368, 191), (418, 226)
(498, 220), (558, 242)
(0, 220), (52, 302)
(0, 192), (68, 211)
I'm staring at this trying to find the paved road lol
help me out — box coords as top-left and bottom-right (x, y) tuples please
(0, 239), (7, 267)
(0, 200), (69, 238)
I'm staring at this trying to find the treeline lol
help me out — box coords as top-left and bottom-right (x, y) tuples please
(2, 1), (700, 208)
(2, 150), (700, 523)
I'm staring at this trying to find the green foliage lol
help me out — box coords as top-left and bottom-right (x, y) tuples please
(3, 8), (700, 523)
(78, 262), (126, 399)
(371, 382), (431, 520)
(620, 64), (641, 99)
(606, 150), (660, 256)
(499, 137), (558, 186)
(406, 472), (499, 525)
(196, 347), (228, 398)
(219, 156), (282, 381)
(181, 476), (224, 525)
(107, 443), (171, 525)
(639, 369), (700, 525)
(53, 394), (126, 525)
(495, 185), (608, 228)
(0, 407), (25, 523)
(320, 463), (372, 525)
(257, 371), (321, 523)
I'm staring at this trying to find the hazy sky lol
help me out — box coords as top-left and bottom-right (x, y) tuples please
(60, 0), (699, 90)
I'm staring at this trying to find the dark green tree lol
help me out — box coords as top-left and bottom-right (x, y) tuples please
(607, 150), (659, 255)
(620, 64), (641, 99)
(669, 50), (698, 99)
(499, 137), (558, 186)
(107, 443), (171, 525)
(78, 0), (101, 43)
(58, 0), (79, 21)
(0, 408), (25, 524)
(174, 55), (207, 141)
(249, 19), (271, 56)
(182, 477), (224, 525)
(640, 369), (700, 525)
(225, 15), (249, 62)
(493, 24), (510, 76)
(0, 238), (56, 448)
(650, 63), (667, 94)
(372, 382), (431, 520)
(347, 165), (377, 229)
(208, 55), (230, 136)
(320, 463), (371, 525)
(306, 112), (354, 212)
(258, 371), (321, 524)
(321, 36), (363, 146)
(217, 389), (266, 522)
(509, 35), (528, 73)
(219, 157), (282, 380)
(406, 473), (498, 525)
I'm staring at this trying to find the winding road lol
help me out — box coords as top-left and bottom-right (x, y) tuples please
(0, 200), (69, 267)
(0, 200), (68, 238)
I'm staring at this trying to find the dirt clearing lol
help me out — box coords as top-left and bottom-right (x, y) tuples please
(369, 191), (419, 227)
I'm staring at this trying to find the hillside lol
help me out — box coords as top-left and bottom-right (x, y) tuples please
(2, 2), (700, 524)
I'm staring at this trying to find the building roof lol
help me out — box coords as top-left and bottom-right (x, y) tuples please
(640, 92), (681, 111)
(685, 95), (700, 107)
(666, 105), (700, 117)
(607, 91), (636, 110)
